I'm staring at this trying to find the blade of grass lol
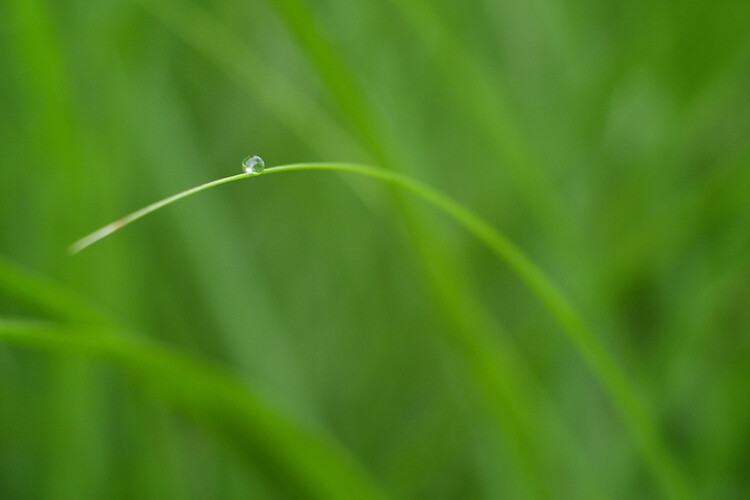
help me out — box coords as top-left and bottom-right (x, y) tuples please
(0, 320), (386, 500)
(70, 162), (692, 498)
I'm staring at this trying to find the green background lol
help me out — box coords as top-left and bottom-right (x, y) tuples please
(2, 0), (750, 498)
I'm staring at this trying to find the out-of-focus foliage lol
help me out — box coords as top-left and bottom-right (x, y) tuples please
(1, 0), (750, 498)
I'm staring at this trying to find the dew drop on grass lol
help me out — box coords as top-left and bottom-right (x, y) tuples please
(242, 155), (265, 174)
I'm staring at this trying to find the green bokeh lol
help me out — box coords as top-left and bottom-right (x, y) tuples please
(2, 0), (749, 498)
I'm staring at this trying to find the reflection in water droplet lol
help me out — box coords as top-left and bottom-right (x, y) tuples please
(242, 155), (265, 174)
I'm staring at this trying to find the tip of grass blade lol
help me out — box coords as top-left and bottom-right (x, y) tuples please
(69, 220), (124, 255)
(69, 170), (255, 255)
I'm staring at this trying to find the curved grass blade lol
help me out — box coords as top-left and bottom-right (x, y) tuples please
(70, 162), (692, 498)
(0, 320), (385, 500)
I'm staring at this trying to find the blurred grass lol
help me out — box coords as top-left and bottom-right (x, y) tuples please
(0, 319), (385, 500)
(2, 0), (750, 498)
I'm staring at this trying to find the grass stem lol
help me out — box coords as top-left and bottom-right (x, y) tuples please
(70, 162), (691, 498)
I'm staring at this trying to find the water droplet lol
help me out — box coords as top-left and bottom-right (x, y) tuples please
(242, 155), (265, 174)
